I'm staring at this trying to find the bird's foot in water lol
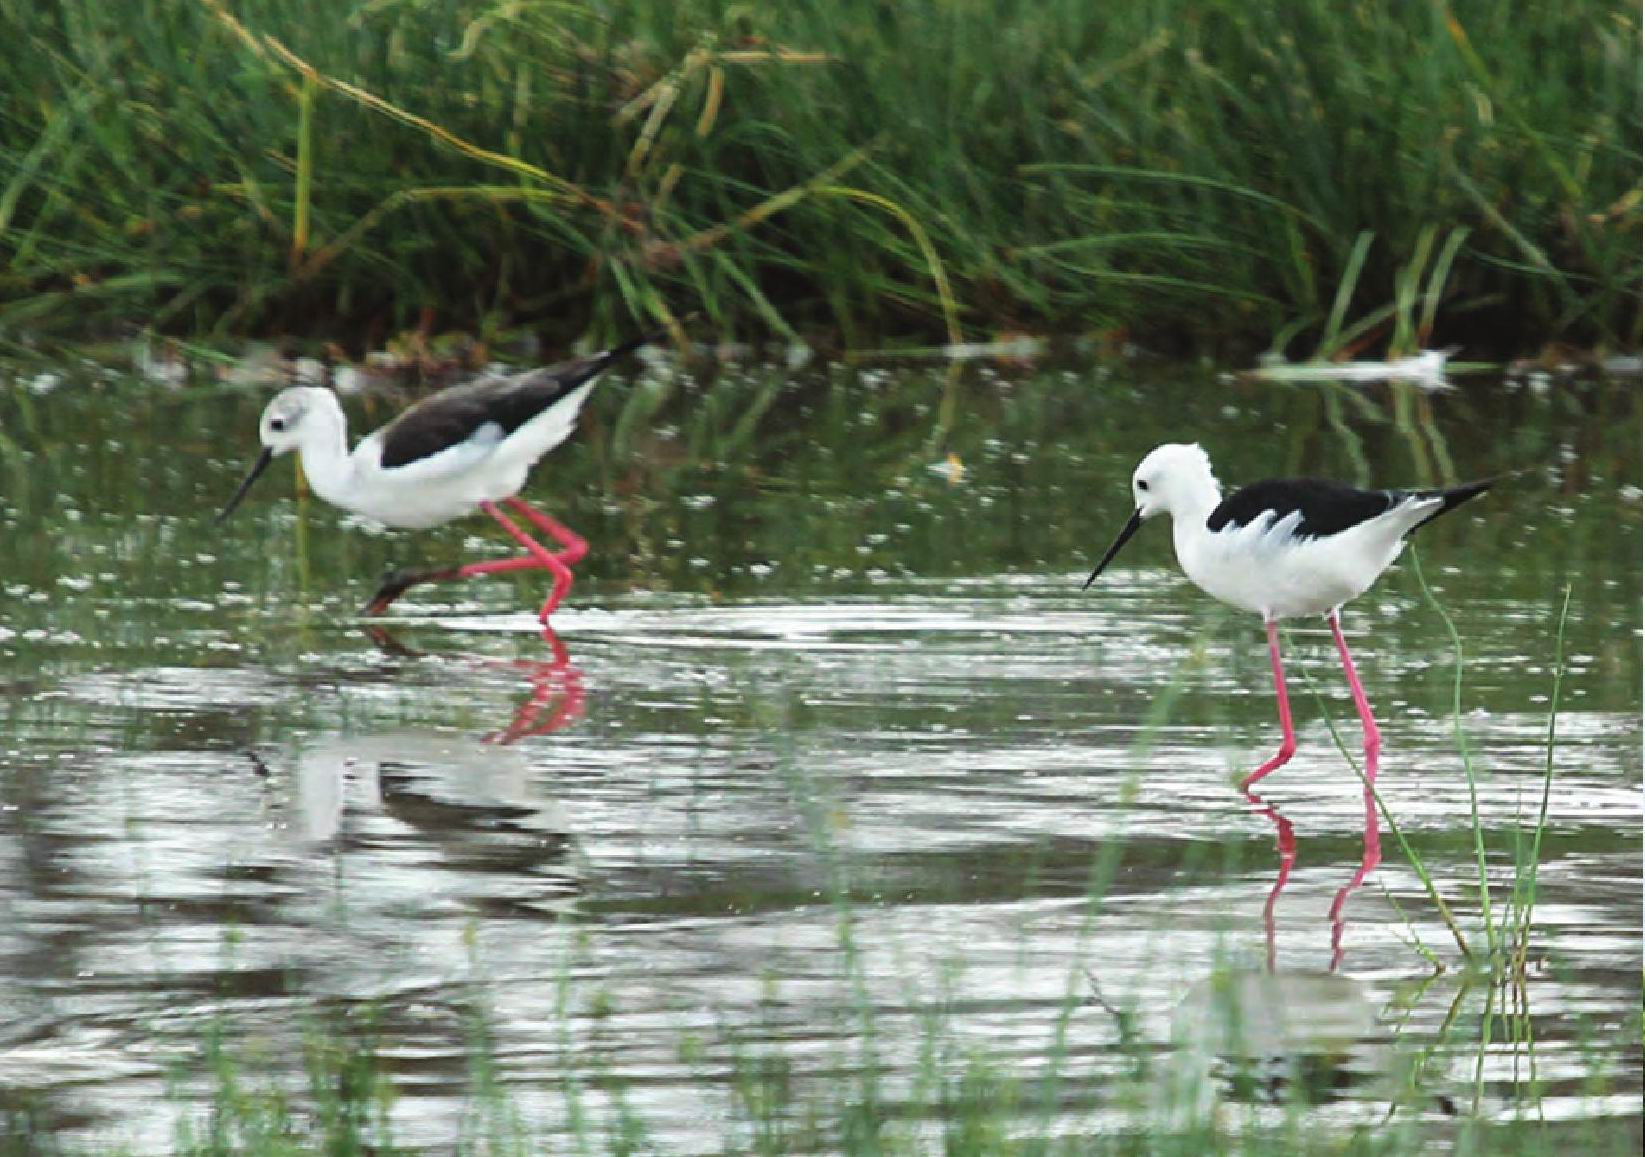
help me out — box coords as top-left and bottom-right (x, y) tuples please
(362, 567), (458, 617)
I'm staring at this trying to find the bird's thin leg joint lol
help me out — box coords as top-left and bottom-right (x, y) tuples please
(504, 497), (588, 566)
(362, 509), (575, 621)
(482, 500), (573, 622)
(1239, 618), (1297, 790)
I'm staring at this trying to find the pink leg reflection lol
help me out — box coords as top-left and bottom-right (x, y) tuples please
(483, 627), (587, 746)
(364, 625), (586, 747)
(1244, 791), (1297, 973)
(1328, 783), (1383, 971)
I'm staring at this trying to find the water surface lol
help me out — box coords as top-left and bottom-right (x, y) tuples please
(0, 361), (1639, 1151)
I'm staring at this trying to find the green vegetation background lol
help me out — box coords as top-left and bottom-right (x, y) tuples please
(1, 0), (1639, 354)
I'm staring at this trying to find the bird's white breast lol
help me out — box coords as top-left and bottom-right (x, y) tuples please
(1176, 510), (1412, 619)
(312, 430), (527, 529)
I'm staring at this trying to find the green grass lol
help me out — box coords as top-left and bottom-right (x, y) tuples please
(25, 667), (1608, 1157)
(143, 989), (1640, 1157)
(0, 0), (1638, 353)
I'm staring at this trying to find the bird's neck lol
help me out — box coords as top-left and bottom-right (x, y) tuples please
(1170, 480), (1222, 579)
(1171, 473), (1222, 528)
(294, 397), (356, 506)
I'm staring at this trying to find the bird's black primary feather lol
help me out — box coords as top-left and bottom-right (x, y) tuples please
(376, 329), (661, 470)
(1408, 477), (1494, 530)
(1206, 477), (1493, 539)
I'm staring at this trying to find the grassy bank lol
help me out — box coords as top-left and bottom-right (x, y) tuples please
(1, 2), (1640, 355)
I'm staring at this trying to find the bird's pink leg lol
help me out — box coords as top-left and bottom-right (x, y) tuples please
(480, 501), (574, 622)
(1328, 610), (1381, 784)
(1239, 618), (1297, 790)
(1323, 608), (1382, 969)
(504, 497), (587, 566)
(361, 503), (573, 621)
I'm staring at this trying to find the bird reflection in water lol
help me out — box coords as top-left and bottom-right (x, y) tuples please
(1153, 792), (1394, 1119)
(1244, 783), (1382, 973)
(284, 628), (587, 913)
(362, 625), (586, 747)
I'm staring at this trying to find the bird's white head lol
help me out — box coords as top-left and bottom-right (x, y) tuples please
(217, 387), (344, 524)
(257, 386), (340, 456)
(1131, 442), (1219, 520)
(1083, 442), (1220, 589)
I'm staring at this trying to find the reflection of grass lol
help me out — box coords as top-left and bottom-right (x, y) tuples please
(1283, 545), (1585, 976)
(150, 1016), (1644, 1157)
(1404, 550), (1577, 973)
(1306, 548), (1588, 1121)
(1, 357), (1636, 638)
(140, 833), (1632, 1153)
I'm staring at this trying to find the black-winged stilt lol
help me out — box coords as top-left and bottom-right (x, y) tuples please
(217, 331), (661, 622)
(1084, 443), (1492, 789)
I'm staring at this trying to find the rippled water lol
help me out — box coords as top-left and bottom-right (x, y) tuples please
(0, 362), (1639, 1152)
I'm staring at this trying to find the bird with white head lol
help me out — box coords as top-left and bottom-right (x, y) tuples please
(218, 329), (662, 621)
(1085, 442), (1493, 789)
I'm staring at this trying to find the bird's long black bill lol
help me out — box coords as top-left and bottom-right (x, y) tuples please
(216, 447), (274, 524)
(1083, 509), (1143, 589)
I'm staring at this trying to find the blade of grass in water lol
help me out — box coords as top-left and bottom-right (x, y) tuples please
(1511, 584), (1574, 974)
(1292, 624), (1474, 963)
(1030, 631), (1205, 1137)
(1409, 547), (1497, 955)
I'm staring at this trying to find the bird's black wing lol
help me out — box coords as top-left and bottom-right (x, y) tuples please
(376, 331), (659, 470)
(1206, 479), (1401, 539)
(1207, 477), (1495, 539)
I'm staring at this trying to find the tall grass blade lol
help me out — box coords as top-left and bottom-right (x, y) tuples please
(1318, 231), (1375, 358)
(291, 71), (316, 267)
(1511, 584), (1573, 972)
(1409, 546), (1496, 953)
